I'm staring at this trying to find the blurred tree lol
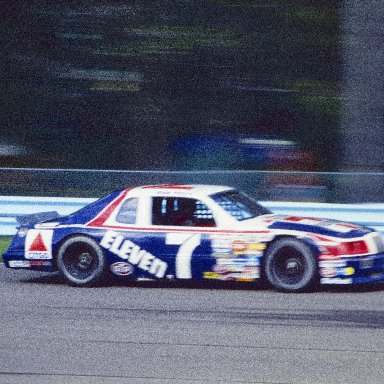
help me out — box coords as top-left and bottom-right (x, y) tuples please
(0, 0), (342, 170)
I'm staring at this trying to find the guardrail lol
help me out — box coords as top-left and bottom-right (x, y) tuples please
(1, 196), (383, 236)
(2, 167), (384, 203)
(0, 196), (94, 235)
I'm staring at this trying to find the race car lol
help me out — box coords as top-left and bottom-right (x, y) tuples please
(3, 184), (384, 292)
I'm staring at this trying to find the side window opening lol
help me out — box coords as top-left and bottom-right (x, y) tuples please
(152, 197), (215, 227)
(116, 198), (138, 224)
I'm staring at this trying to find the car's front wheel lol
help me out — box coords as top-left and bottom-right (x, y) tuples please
(264, 238), (318, 292)
(57, 236), (107, 287)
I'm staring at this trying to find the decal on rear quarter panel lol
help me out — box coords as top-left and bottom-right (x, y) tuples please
(25, 230), (54, 259)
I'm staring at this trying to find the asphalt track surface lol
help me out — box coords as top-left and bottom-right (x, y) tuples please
(1, 266), (384, 384)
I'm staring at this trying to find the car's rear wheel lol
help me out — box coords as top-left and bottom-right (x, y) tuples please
(57, 236), (107, 287)
(264, 238), (318, 292)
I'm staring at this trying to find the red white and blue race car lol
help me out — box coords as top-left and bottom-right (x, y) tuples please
(3, 184), (384, 292)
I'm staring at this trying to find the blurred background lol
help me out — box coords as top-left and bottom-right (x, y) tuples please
(1, 1), (383, 201)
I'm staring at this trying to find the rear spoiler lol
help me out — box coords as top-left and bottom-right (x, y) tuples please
(16, 211), (61, 226)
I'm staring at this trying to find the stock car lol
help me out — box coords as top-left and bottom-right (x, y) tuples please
(3, 184), (384, 292)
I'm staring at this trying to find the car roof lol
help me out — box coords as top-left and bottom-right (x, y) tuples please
(126, 184), (234, 198)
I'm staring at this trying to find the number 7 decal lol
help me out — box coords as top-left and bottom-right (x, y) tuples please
(166, 233), (202, 279)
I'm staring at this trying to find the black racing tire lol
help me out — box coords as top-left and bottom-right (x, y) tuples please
(57, 236), (107, 287)
(264, 238), (318, 292)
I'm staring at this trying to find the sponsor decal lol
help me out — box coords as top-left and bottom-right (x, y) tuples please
(25, 230), (53, 260)
(212, 251), (233, 259)
(319, 266), (355, 278)
(236, 276), (255, 282)
(211, 235), (266, 258)
(208, 270), (260, 281)
(9, 260), (30, 268)
(321, 277), (352, 285)
(231, 241), (266, 255)
(231, 240), (247, 254)
(110, 262), (134, 276)
(100, 231), (168, 278)
(344, 267), (355, 276)
(29, 261), (52, 267)
(319, 260), (347, 268)
(209, 255), (261, 281)
(246, 243), (266, 255)
(319, 267), (337, 278)
(212, 245), (231, 252)
(8, 260), (52, 268)
(319, 254), (337, 261)
(211, 238), (232, 256)
(203, 271), (221, 279)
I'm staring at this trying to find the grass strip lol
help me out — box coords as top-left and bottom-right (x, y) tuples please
(0, 236), (12, 262)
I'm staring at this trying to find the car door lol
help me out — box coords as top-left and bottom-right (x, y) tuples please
(149, 196), (216, 280)
(97, 194), (216, 280)
(95, 196), (170, 279)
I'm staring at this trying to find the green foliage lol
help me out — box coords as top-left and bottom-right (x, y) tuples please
(0, 1), (342, 171)
(0, 237), (12, 261)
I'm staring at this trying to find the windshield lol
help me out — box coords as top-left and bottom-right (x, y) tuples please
(210, 190), (271, 221)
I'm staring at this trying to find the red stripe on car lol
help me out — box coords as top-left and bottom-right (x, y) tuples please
(86, 189), (131, 227)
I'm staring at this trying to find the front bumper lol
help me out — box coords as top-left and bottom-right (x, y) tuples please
(319, 253), (384, 285)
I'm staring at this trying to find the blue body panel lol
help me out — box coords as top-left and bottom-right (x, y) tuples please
(3, 222), (263, 281)
(268, 221), (373, 239)
(319, 253), (384, 285)
(5, 223), (384, 285)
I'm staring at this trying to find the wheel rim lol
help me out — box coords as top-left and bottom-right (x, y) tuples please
(271, 246), (306, 286)
(62, 243), (99, 281)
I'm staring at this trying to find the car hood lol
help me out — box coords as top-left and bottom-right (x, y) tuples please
(239, 214), (373, 239)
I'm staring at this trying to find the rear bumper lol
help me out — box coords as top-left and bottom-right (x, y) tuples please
(3, 250), (54, 272)
(319, 253), (384, 285)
